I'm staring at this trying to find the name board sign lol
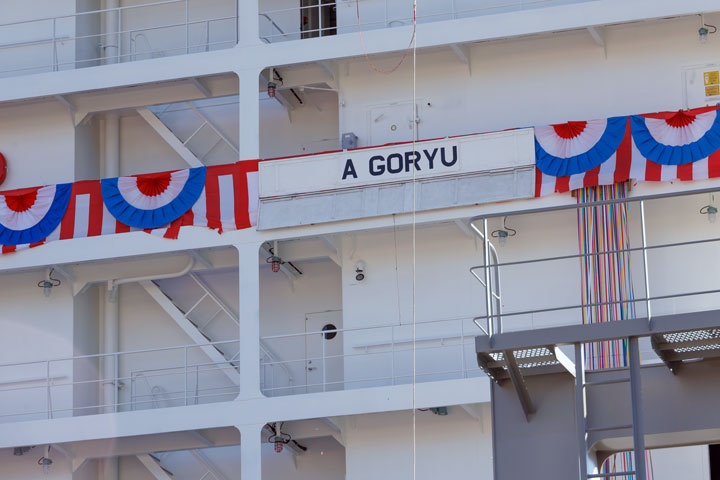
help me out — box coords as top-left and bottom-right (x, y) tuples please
(339, 141), (459, 184)
(259, 129), (534, 198)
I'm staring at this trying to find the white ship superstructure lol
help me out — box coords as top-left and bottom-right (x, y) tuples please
(0, 1), (719, 479)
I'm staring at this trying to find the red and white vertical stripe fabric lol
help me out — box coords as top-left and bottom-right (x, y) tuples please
(535, 106), (720, 197)
(0, 161), (260, 253)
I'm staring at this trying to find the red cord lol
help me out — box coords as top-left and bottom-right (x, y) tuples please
(356, 0), (416, 75)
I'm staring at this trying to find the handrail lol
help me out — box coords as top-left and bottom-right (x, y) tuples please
(258, 0), (595, 41)
(0, 1), (237, 76)
(0, 0), (186, 28)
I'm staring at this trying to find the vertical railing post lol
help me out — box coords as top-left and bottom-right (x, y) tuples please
(117, 6), (122, 63)
(46, 361), (51, 419)
(391, 326), (396, 385)
(130, 375), (135, 411)
(186, 0), (190, 53)
(318, 0), (322, 37)
(460, 320), (467, 378)
(482, 218), (493, 338)
(52, 18), (57, 71)
(184, 346), (189, 406)
(114, 353), (119, 412)
(195, 364), (200, 404)
(639, 200), (652, 327)
(321, 332), (327, 392)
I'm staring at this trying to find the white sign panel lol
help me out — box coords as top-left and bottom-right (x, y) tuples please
(259, 129), (534, 198)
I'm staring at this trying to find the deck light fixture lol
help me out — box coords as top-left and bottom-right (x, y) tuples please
(491, 217), (517, 246)
(701, 204), (718, 223)
(38, 446), (52, 474)
(268, 68), (277, 98)
(698, 15), (717, 44)
(38, 269), (61, 297)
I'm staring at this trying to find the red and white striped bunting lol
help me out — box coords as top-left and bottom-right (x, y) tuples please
(535, 120), (720, 197)
(1, 161), (259, 254)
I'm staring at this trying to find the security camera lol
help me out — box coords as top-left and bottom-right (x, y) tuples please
(355, 261), (366, 282)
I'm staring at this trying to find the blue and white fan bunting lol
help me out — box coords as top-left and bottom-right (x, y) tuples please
(0, 184), (72, 245)
(101, 167), (206, 229)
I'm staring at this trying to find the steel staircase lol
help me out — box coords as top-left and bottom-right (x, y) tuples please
(135, 386), (230, 480)
(143, 271), (293, 396)
(138, 99), (239, 168)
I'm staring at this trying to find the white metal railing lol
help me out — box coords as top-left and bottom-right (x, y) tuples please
(0, 339), (240, 423)
(468, 185), (720, 340)
(0, 0), (237, 77)
(258, 0), (599, 43)
(259, 316), (482, 396)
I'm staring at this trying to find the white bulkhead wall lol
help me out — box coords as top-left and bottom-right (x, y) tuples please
(343, 409), (493, 480)
(0, 101), (76, 189)
(0, 270), (75, 422)
(339, 14), (719, 148)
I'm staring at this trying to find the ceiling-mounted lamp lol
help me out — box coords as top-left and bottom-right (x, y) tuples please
(37, 269), (61, 297)
(266, 241), (285, 273)
(491, 217), (517, 246)
(699, 14), (717, 44)
(38, 446), (52, 474)
(701, 204), (718, 223)
(267, 68), (277, 98)
(700, 194), (718, 223)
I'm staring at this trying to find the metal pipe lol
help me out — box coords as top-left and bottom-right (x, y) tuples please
(629, 336), (647, 480)
(639, 200), (652, 327)
(575, 343), (588, 480)
(104, 0), (119, 64)
(482, 218), (493, 338)
(111, 255), (195, 290)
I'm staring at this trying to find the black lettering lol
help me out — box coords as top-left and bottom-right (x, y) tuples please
(369, 155), (385, 176)
(424, 148), (438, 169)
(404, 151), (421, 172)
(387, 153), (403, 174)
(342, 159), (358, 180)
(440, 146), (458, 167)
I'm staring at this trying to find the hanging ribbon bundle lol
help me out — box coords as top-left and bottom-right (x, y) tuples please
(576, 182), (653, 479)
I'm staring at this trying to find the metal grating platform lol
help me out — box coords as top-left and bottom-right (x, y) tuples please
(651, 327), (720, 373)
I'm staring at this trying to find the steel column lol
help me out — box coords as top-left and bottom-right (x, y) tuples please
(575, 343), (588, 480)
(483, 218), (493, 338)
(628, 336), (647, 480)
(639, 200), (652, 327)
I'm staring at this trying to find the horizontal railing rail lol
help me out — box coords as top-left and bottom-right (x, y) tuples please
(258, 0), (599, 42)
(0, 339), (240, 422)
(468, 184), (720, 341)
(260, 316), (480, 396)
(0, 0), (237, 77)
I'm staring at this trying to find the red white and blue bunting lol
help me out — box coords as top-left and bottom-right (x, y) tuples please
(535, 106), (720, 196)
(0, 162), (259, 254)
(101, 167), (206, 229)
(0, 184), (72, 245)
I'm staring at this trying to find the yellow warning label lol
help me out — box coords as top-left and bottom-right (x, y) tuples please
(705, 71), (720, 86)
(706, 85), (720, 97)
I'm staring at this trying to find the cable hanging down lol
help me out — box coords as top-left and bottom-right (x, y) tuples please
(355, 0), (417, 75)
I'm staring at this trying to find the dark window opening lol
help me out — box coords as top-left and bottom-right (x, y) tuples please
(301, 0), (337, 38)
(710, 444), (720, 479)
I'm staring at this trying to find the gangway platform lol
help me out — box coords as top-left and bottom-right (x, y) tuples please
(475, 309), (720, 480)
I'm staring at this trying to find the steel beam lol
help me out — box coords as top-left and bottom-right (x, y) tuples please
(501, 349), (535, 422)
(476, 309), (720, 354)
